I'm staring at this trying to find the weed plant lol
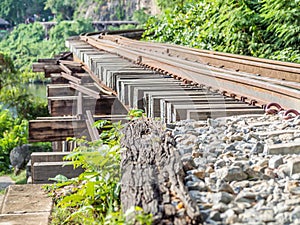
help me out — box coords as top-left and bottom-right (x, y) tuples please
(46, 111), (152, 224)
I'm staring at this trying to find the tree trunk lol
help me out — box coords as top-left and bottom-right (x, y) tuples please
(121, 118), (202, 224)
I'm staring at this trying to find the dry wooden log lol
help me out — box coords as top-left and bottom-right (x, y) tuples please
(61, 72), (81, 84)
(48, 96), (127, 117)
(121, 119), (202, 224)
(32, 63), (85, 77)
(59, 63), (73, 75)
(29, 119), (88, 142)
(58, 60), (82, 67)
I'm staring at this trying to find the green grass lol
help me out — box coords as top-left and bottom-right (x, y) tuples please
(9, 170), (27, 184)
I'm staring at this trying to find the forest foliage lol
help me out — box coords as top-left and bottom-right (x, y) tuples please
(0, 0), (151, 25)
(0, 20), (94, 72)
(0, 51), (48, 173)
(144, 0), (300, 63)
(0, 18), (95, 172)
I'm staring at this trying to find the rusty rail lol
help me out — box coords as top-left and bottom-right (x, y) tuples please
(79, 34), (300, 111)
(98, 34), (300, 82)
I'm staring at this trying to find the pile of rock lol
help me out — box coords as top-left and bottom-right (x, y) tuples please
(171, 114), (300, 224)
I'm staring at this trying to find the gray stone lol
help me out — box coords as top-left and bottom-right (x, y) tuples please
(268, 155), (284, 169)
(245, 133), (260, 141)
(194, 157), (207, 167)
(291, 173), (300, 180)
(164, 204), (176, 216)
(181, 154), (196, 171)
(236, 202), (252, 211)
(244, 168), (265, 180)
(212, 203), (229, 213)
(200, 209), (210, 221)
(231, 161), (250, 170)
(189, 190), (202, 201)
(207, 118), (219, 128)
(172, 115), (300, 225)
(235, 191), (257, 204)
(253, 199), (265, 211)
(9, 144), (43, 175)
(285, 198), (300, 206)
(275, 212), (291, 224)
(222, 209), (238, 224)
(274, 202), (291, 214)
(214, 159), (227, 169)
(276, 164), (290, 178)
(289, 187), (300, 195)
(205, 219), (220, 225)
(256, 159), (269, 168)
(178, 146), (193, 155)
(185, 174), (202, 182)
(186, 181), (207, 192)
(216, 166), (248, 182)
(209, 210), (222, 221)
(238, 209), (261, 223)
(216, 182), (235, 194)
(211, 192), (234, 204)
(258, 208), (275, 222)
(290, 206), (300, 221)
(250, 142), (264, 155)
(289, 159), (300, 176)
(225, 144), (236, 152)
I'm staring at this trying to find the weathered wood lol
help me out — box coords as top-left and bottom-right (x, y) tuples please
(52, 141), (63, 152)
(47, 84), (76, 97)
(37, 58), (57, 63)
(49, 74), (93, 85)
(74, 73), (94, 83)
(59, 63), (73, 75)
(32, 162), (84, 184)
(61, 72), (81, 84)
(69, 82), (100, 99)
(77, 92), (83, 115)
(82, 64), (117, 96)
(47, 84), (99, 97)
(32, 63), (84, 77)
(31, 152), (70, 165)
(58, 60), (82, 67)
(85, 110), (99, 141)
(48, 96), (124, 116)
(29, 119), (88, 142)
(50, 73), (70, 84)
(121, 119), (202, 224)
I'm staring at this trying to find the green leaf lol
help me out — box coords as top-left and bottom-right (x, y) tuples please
(49, 174), (69, 183)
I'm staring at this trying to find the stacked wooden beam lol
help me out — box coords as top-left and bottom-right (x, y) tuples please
(29, 53), (128, 183)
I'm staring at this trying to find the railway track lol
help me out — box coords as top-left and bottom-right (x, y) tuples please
(63, 31), (300, 122)
(29, 29), (300, 168)
(24, 30), (300, 224)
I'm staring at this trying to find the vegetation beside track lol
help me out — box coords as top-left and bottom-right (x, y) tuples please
(0, 52), (50, 173)
(45, 114), (152, 225)
(144, 0), (300, 63)
(0, 20), (94, 172)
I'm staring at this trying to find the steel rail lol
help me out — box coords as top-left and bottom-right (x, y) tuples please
(67, 35), (300, 90)
(98, 35), (300, 82)
(80, 35), (300, 110)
